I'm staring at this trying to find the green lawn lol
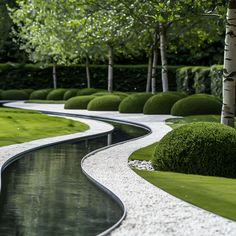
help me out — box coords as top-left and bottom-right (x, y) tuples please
(0, 108), (88, 146)
(130, 131), (236, 221)
(166, 114), (236, 129)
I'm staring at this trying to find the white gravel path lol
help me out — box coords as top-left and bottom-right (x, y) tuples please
(4, 101), (236, 236)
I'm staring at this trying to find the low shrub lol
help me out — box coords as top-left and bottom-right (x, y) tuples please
(1, 89), (29, 100)
(171, 94), (221, 116)
(87, 95), (122, 111)
(94, 91), (128, 100)
(29, 89), (52, 100)
(77, 88), (102, 96)
(46, 88), (68, 100)
(143, 92), (184, 114)
(119, 93), (153, 113)
(63, 89), (78, 100)
(22, 89), (34, 95)
(64, 96), (95, 109)
(152, 122), (236, 178)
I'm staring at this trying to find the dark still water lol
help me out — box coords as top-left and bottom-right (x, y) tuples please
(0, 121), (148, 236)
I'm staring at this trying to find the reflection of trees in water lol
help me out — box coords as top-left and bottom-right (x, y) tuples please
(0, 137), (122, 236)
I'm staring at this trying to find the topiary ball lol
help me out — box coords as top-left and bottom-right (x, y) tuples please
(94, 91), (128, 100)
(30, 89), (52, 100)
(22, 89), (34, 95)
(64, 96), (95, 109)
(143, 92), (183, 114)
(87, 95), (122, 111)
(119, 93), (153, 113)
(152, 122), (236, 178)
(46, 89), (67, 100)
(171, 94), (221, 116)
(63, 89), (78, 100)
(2, 89), (29, 100)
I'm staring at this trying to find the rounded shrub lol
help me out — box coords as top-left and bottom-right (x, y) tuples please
(64, 96), (95, 109)
(46, 88), (68, 100)
(143, 92), (183, 114)
(119, 93), (153, 113)
(77, 88), (102, 96)
(94, 91), (128, 100)
(22, 89), (34, 95)
(30, 89), (52, 100)
(63, 89), (78, 100)
(1, 89), (29, 100)
(152, 122), (236, 178)
(87, 95), (122, 111)
(171, 94), (221, 116)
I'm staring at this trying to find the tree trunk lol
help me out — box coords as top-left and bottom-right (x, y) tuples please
(108, 45), (114, 93)
(221, 0), (236, 127)
(85, 55), (91, 88)
(146, 54), (152, 92)
(52, 63), (57, 89)
(159, 23), (168, 92)
(151, 46), (158, 94)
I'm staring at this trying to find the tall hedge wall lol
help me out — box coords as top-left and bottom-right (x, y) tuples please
(0, 63), (180, 92)
(176, 65), (223, 97)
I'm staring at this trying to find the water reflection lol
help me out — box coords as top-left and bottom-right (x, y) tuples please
(0, 120), (148, 236)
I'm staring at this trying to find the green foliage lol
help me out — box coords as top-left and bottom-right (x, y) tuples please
(0, 63), (180, 92)
(210, 65), (223, 98)
(23, 88), (34, 95)
(1, 89), (29, 100)
(152, 122), (236, 178)
(64, 96), (95, 109)
(119, 93), (153, 113)
(77, 88), (104, 96)
(87, 95), (122, 111)
(63, 89), (78, 100)
(171, 94), (222, 116)
(192, 67), (211, 94)
(29, 89), (52, 100)
(46, 89), (67, 100)
(94, 91), (128, 100)
(143, 92), (185, 114)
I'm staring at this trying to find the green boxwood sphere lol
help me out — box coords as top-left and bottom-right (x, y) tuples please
(22, 89), (34, 95)
(87, 95), (122, 111)
(63, 89), (78, 100)
(119, 93), (153, 113)
(152, 122), (236, 178)
(64, 96), (95, 109)
(143, 92), (184, 114)
(2, 89), (29, 100)
(94, 91), (128, 100)
(171, 94), (221, 116)
(29, 89), (52, 100)
(46, 89), (67, 100)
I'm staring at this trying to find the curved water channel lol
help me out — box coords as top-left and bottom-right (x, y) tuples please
(0, 118), (149, 236)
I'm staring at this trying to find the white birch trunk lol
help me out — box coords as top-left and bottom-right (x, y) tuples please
(85, 55), (91, 88)
(151, 47), (158, 94)
(146, 54), (152, 92)
(52, 63), (57, 89)
(159, 23), (168, 92)
(221, 2), (236, 127)
(108, 45), (114, 93)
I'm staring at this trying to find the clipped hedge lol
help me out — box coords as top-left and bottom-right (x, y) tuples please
(29, 89), (52, 100)
(23, 89), (34, 95)
(210, 65), (223, 98)
(152, 122), (236, 178)
(64, 95), (95, 109)
(94, 91), (128, 100)
(119, 93), (153, 113)
(171, 94), (221, 116)
(143, 92), (185, 114)
(87, 95), (122, 111)
(63, 89), (78, 100)
(77, 88), (102, 96)
(46, 88), (68, 100)
(1, 89), (29, 100)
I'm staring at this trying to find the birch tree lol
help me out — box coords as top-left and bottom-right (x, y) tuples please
(221, 0), (236, 127)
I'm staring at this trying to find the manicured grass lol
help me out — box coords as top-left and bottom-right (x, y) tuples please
(26, 100), (65, 104)
(130, 140), (236, 221)
(0, 108), (88, 146)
